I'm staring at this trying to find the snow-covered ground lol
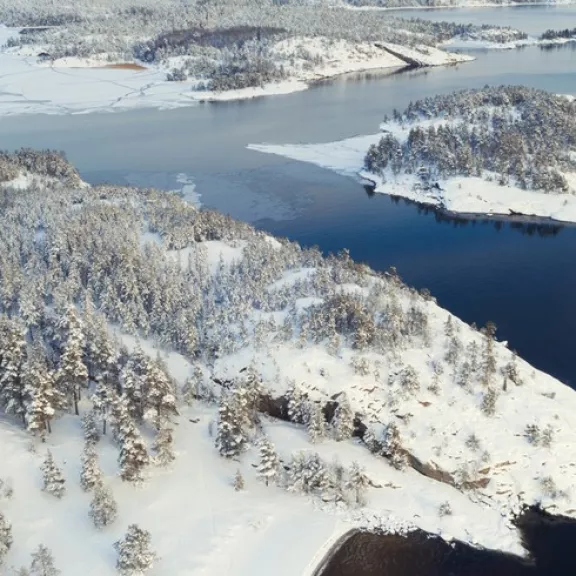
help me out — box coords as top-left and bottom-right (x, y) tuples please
(2, 157), (576, 574)
(0, 27), (471, 116)
(248, 126), (576, 224)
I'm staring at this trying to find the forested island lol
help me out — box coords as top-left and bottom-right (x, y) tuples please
(251, 86), (576, 223)
(1, 151), (576, 574)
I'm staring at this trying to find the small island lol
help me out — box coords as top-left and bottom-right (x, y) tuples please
(251, 86), (576, 223)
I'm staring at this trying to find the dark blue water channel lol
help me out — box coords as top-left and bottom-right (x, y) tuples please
(0, 7), (575, 384)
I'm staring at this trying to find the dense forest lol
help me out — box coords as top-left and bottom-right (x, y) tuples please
(365, 86), (576, 193)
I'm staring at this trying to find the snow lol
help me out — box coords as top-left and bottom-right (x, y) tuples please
(5, 176), (576, 573)
(0, 409), (344, 576)
(248, 128), (576, 224)
(0, 29), (471, 117)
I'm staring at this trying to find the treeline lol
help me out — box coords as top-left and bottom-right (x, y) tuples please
(365, 85), (576, 193)
(540, 27), (576, 41)
(0, 148), (81, 185)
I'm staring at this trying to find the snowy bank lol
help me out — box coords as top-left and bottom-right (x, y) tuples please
(0, 29), (471, 116)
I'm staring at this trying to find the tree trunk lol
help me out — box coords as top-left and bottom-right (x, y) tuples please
(46, 418), (52, 434)
(73, 388), (79, 416)
(103, 417), (107, 436)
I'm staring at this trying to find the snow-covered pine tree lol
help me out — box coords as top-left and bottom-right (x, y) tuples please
(0, 510), (12, 566)
(0, 319), (27, 423)
(289, 452), (328, 495)
(346, 461), (370, 506)
(24, 363), (61, 437)
(381, 423), (408, 470)
(119, 362), (143, 422)
(152, 418), (175, 467)
(286, 381), (308, 425)
(307, 403), (326, 444)
(57, 306), (88, 415)
(215, 394), (247, 459)
(143, 358), (177, 428)
(332, 393), (354, 441)
(30, 544), (60, 576)
(92, 378), (114, 435)
(257, 437), (280, 486)
(41, 451), (66, 498)
(80, 442), (103, 492)
(233, 469), (245, 491)
(115, 398), (149, 483)
(89, 483), (118, 529)
(82, 410), (100, 445)
(114, 524), (156, 576)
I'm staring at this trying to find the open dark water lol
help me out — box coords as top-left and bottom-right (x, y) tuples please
(0, 10), (575, 389)
(317, 506), (576, 576)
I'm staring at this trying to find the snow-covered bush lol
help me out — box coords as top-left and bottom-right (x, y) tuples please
(115, 524), (156, 576)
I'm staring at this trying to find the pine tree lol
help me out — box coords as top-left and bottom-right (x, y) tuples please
(41, 451), (66, 498)
(332, 394), (354, 441)
(286, 382), (308, 425)
(382, 423), (408, 470)
(143, 359), (177, 428)
(257, 438), (280, 486)
(115, 524), (156, 576)
(80, 443), (103, 492)
(481, 322), (497, 388)
(114, 398), (149, 483)
(25, 364), (60, 437)
(289, 452), (328, 495)
(307, 403), (326, 444)
(215, 395), (247, 459)
(90, 484), (118, 529)
(0, 321), (27, 423)
(82, 410), (100, 445)
(58, 306), (88, 415)
(92, 378), (113, 436)
(233, 469), (245, 491)
(0, 510), (12, 566)
(152, 418), (175, 467)
(30, 544), (60, 576)
(346, 462), (370, 506)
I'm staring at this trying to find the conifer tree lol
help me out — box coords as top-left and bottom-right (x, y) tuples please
(30, 544), (60, 576)
(25, 364), (60, 437)
(215, 395), (246, 459)
(92, 378), (113, 435)
(289, 452), (328, 494)
(382, 423), (408, 470)
(90, 484), (118, 529)
(115, 524), (156, 576)
(307, 403), (326, 444)
(82, 410), (100, 445)
(143, 359), (177, 428)
(287, 382), (308, 425)
(80, 443), (103, 492)
(346, 462), (370, 506)
(41, 451), (66, 498)
(233, 469), (245, 491)
(114, 398), (149, 483)
(0, 510), (12, 566)
(332, 394), (355, 441)
(58, 306), (88, 415)
(257, 438), (280, 486)
(152, 418), (175, 467)
(0, 321), (27, 423)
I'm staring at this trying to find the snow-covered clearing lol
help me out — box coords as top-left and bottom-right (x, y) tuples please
(0, 27), (471, 116)
(248, 127), (576, 224)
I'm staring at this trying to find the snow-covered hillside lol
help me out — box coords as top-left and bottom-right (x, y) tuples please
(1, 154), (575, 574)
